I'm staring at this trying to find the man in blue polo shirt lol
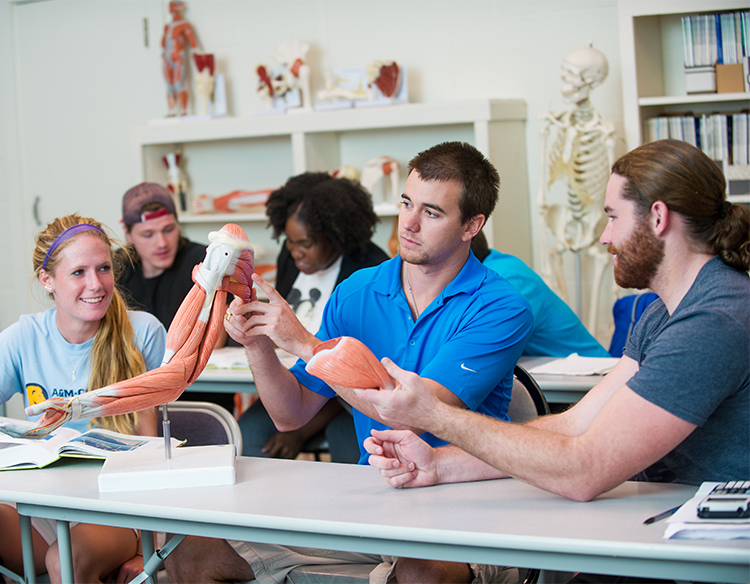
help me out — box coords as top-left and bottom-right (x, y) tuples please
(165, 142), (532, 584)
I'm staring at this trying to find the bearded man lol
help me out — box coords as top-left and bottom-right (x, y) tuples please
(358, 139), (749, 501)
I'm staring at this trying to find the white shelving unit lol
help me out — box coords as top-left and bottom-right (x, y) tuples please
(618, 0), (749, 203)
(130, 99), (531, 265)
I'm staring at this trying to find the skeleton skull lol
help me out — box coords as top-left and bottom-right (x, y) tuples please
(560, 45), (608, 104)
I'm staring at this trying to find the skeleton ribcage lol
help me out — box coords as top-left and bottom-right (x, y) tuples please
(548, 127), (610, 221)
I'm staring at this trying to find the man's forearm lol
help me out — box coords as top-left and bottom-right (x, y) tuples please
(334, 385), (395, 427)
(433, 444), (509, 484)
(424, 401), (591, 499)
(244, 338), (317, 431)
(416, 400), (579, 485)
(284, 328), (321, 364)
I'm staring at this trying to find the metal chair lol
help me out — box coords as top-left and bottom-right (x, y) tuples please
(509, 364), (550, 422)
(157, 400), (243, 453)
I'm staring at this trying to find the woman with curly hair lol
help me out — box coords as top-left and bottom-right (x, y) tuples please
(240, 172), (389, 463)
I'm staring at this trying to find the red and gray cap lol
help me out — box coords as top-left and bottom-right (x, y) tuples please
(122, 182), (177, 226)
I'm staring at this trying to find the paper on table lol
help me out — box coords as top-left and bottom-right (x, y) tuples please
(527, 354), (620, 376)
(664, 482), (750, 540)
(206, 347), (298, 370)
(205, 347), (250, 369)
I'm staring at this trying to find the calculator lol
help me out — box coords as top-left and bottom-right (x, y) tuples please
(697, 481), (750, 519)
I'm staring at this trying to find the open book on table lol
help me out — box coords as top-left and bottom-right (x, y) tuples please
(0, 416), (185, 471)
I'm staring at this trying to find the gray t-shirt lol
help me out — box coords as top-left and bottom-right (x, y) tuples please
(624, 256), (749, 485)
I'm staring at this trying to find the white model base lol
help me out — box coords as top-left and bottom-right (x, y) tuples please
(98, 445), (236, 492)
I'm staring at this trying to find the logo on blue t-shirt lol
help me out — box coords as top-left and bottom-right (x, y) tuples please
(50, 388), (86, 399)
(25, 383), (48, 405)
(26, 383), (87, 404)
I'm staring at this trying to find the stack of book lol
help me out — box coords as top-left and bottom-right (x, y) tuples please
(682, 11), (749, 68)
(681, 10), (749, 93)
(646, 112), (749, 166)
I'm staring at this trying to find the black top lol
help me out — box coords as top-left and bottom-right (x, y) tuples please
(274, 241), (390, 300)
(118, 239), (207, 329)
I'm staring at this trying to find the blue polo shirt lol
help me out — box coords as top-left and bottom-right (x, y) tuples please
(290, 253), (533, 464)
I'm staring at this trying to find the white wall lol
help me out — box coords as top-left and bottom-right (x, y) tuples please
(0, 0), (624, 343)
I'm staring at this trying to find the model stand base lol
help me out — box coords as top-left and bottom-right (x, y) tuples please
(98, 444), (236, 492)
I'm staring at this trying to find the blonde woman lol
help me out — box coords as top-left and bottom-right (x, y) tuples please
(0, 214), (166, 583)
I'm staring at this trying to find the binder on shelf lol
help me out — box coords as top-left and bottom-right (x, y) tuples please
(645, 113), (748, 168)
(716, 63), (745, 93)
(685, 66), (716, 94)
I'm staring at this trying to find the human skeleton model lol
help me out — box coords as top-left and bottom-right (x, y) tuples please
(162, 0), (199, 116)
(0, 224), (254, 440)
(256, 38), (312, 110)
(538, 45), (615, 332)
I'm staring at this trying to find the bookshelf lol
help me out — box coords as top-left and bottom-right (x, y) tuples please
(130, 99), (531, 264)
(618, 0), (749, 202)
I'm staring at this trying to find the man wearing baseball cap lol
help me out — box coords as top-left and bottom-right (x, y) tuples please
(118, 182), (235, 412)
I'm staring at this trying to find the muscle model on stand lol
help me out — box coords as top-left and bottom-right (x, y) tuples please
(256, 38), (312, 110)
(0, 224), (254, 439)
(162, 0), (199, 116)
(163, 152), (188, 212)
(193, 53), (215, 116)
(538, 44), (615, 333)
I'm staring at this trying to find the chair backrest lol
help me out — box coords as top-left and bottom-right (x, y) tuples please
(609, 292), (659, 357)
(508, 365), (550, 423)
(157, 401), (243, 452)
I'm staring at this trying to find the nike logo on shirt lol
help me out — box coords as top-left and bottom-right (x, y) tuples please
(461, 363), (476, 373)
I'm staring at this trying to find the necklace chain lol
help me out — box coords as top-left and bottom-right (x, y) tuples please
(66, 352), (89, 382)
(405, 266), (420, 319)
(56, 345), (90, 382)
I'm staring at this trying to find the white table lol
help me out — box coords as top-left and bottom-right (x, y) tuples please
(1, 457), (748, 584)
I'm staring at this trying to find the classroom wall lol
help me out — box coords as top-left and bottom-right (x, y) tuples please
(0, 0), (624, 339)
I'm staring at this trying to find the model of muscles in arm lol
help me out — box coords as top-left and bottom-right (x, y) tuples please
(1, 224), (254, 439)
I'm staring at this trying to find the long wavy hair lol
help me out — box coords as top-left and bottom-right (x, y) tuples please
(33, 214), (147, 434)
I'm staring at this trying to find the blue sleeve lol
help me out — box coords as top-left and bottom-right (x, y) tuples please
(0, 322), (23, 404)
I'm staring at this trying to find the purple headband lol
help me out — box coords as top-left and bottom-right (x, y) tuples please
(42, 224), (107, 271)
